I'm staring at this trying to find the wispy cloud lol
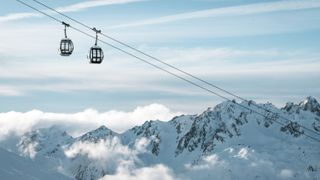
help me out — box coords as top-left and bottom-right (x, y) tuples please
(0, 30), (319, 97)
(56, 0), (145, 13)
(0, 0), (144, 23)
(0, 12), (39, 23)
(0, 85), (24, 96)
(111, 0), (320, 28)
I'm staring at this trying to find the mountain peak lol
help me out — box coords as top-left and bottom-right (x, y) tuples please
(299, 96), (320, 114)
(300, 96), (319, 106)
(282, 97), (320, 116)
(18, 126), (73, 158)
(95, 125), (109, 131)
(78, 125), (117, 142)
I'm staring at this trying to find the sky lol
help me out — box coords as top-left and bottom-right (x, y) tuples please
(0, 0), (320, 115)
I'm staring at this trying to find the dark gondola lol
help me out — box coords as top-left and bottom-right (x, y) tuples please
(59, 22), (74, 56)
(88, 28), (104, 64)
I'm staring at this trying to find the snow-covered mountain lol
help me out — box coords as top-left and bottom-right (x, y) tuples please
(2, 97), (320, 180)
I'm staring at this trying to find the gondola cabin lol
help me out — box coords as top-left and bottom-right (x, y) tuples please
(59, 22), (74, 56)
(60, 38), (74, 56)
(89, 45), (104, 64)
(88, 28), (104, 64)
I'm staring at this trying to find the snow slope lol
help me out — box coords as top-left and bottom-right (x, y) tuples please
(2, 97), (320, 180)
(0, 147), (71, 180)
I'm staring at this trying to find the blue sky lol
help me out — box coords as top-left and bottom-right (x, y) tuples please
(0, 0), (320, 113)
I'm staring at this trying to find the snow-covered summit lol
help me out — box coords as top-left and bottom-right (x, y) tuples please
(283, 96), (320, 117)
(299, 96), (320, 115)
(18, 126), (74, 158)
(77, 125), (118, 142)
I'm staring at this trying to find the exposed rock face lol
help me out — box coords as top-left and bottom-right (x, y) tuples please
(283, 96), (320, 116)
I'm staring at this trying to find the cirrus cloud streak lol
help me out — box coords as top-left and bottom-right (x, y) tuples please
(111, 0), (320, 28)
(0, 0), (145, 23)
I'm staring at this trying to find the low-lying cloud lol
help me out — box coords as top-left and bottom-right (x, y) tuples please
(99, 164), (176, 180)
(182, 147), (279, 180)
(63, 138), (288, 180)
(63, 137), (177, 180)
(0, 103), (182, 140)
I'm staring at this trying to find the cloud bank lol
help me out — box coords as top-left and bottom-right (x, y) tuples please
(0, 104), (182, 140)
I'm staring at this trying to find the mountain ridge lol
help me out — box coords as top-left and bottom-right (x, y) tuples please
(11, 96), (320, 179)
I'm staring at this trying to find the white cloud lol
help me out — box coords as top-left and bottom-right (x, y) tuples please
(0, 13), (40, 23)
(0, 104), (182, 140)
(1, 25), (319, 97)
(0, 85), (24, 96)
(185, 154), (222, 170)
(65, 138), (139, 172)
(18, 140), (38, 159)
(279, 169), (294, 178)
(57, 0), (145, 13)
(63, 137), (176, 180)
(65, 137), (149, 161)
(0, 0), (144, 23)
(182, 147), (286, 180)
(111, 0), (320, 28)
(234, 147), (250, 160)
(99, 164), (176, 180)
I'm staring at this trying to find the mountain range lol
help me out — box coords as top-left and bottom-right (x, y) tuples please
(1, 96), (320, 180)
